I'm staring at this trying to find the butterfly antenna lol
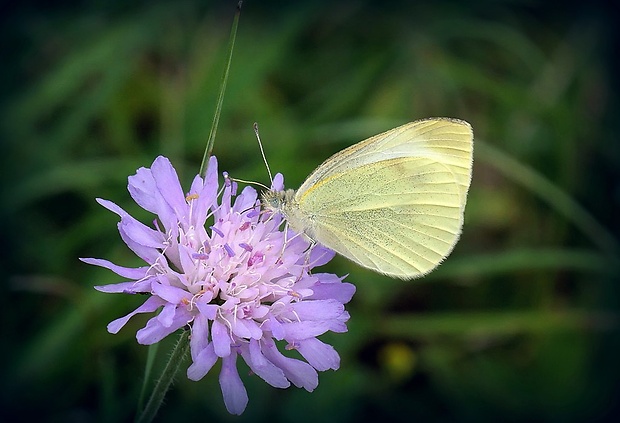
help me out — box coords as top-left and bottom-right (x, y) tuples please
(254, 122), (273, 185)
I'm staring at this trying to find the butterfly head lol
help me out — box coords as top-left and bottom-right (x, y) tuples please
(261, 189), (296, 217)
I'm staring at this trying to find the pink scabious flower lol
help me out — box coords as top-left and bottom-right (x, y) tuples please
(81, 156), (356, 415)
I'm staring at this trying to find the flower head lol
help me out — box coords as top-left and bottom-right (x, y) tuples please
(82, 156), (356, 414)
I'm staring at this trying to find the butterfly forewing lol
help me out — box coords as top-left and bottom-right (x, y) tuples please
(297, 118), (473, 205)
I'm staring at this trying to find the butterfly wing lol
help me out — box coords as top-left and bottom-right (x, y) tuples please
(298, 118), (473, 207)
(294, 118), (473, 279)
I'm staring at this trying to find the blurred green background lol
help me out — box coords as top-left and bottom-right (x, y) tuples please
(2, 0), (619, 422)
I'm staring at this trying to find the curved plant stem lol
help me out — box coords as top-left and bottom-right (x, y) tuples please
(135, 331), (190, 423)
(137, 342), (160, 412)
(199, 1), (242, 177)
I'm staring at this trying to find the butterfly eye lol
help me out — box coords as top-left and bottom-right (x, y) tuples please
(261, 190), (282, 211)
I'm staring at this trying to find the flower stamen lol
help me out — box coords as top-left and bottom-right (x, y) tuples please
(211, 226), (225, 238)
(224, 243), (235, 257)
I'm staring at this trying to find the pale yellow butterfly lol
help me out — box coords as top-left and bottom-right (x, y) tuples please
(262, 117), (473, 279)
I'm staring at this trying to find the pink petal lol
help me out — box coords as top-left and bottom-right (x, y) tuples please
(232, 186), (258, 213)
(261, 338), (318, 391)
(262, 317), (285, 340)
(106, 296), (164, 334)
(308, 245), (336, 267)
(157, 303), (176, 327)
(196, 300), (218, 320)
(271, 173), (284, 191)
(219, 354), (248, 415)
(212, 319), (231, 357)
(136, 309), (192, 344)
(187, 342), (217, 381)
(239, 340), (289, 388)
(230, 318), (252, 339)
(297, 338), (340, 371)
(177, 243), (197, 275)
(151, 156), (189, 226)
(117, 222), (161, 264)
(307, 277), (356, 304)
(190, 157), (219, 228)
(280, 320), (335, 340)
(94, 279), (152, 294)
(96, 198), (129, 218)
(79, 258), (149, 279)
(152, 280), (191, 304)
(190, 314), (210, 361)
(288, 299), (344, 320)
(128, 167), (158, 212)
(119, 218), (164, 249)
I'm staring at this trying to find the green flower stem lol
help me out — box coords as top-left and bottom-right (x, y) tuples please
(137, 342), (160, 412)
(199, 1), (242, 177)
(135, 331), (190, 423)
